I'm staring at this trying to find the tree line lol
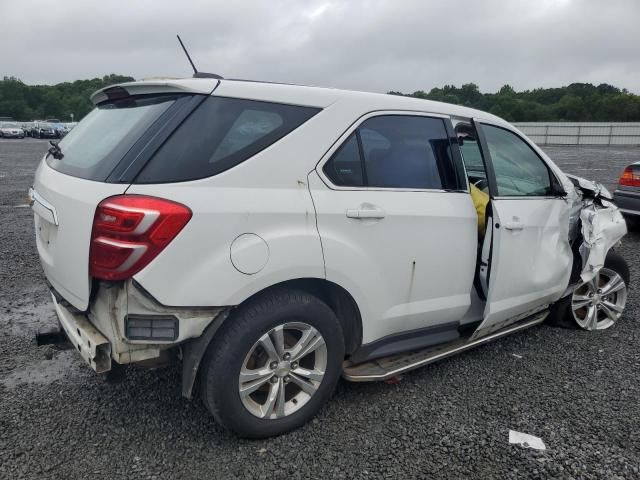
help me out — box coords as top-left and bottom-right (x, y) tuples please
(1, 75), (639, 123)
(0, 74), (135, 122)
(389, 83), (640, 122)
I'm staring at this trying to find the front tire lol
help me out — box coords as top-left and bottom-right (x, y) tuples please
(199, 288), (345, 438)
(548, 251), (630, 330)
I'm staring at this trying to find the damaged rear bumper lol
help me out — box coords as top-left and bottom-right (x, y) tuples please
(45, 281), (228, 383)
(51, 291), (112, 373)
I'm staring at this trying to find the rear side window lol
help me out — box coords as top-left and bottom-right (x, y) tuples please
(46, 95), (179, 181)
(324, 115), (463, 190)
(322, 134), (364, 187)
(136, 97), (320, 183)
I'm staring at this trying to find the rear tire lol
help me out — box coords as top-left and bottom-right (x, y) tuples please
(547, 251), (630, 329)
(199, 288), (345, 438)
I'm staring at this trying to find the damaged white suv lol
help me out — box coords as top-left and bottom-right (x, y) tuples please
(31, 77), (629, 438)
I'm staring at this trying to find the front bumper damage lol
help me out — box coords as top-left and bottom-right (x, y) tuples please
(567, 175), (627, 284)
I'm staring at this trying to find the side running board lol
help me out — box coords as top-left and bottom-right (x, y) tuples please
(342, 312), (548, 382)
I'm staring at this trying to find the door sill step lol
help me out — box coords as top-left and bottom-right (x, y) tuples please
(342, 312), (548, 382)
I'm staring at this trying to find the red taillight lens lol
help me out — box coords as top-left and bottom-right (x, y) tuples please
(90, 195), (192, 281)
(619, 166), (640, 187)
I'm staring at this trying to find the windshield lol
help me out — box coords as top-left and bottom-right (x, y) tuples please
(1, 122), (19, 128)
(46, 94), (181, 181)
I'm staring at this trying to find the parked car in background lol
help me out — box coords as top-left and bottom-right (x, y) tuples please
(31, 77), (629, 438)
(20, 122), (34, 137)
(44, 119), (66, 137)
(614, 162), (640, 227)
(58, 122), (77, 137)
(31, 121), (59, 139)
(0, 122), (25, 138)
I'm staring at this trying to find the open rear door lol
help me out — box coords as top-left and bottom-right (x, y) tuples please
(472, 120), (573, 338)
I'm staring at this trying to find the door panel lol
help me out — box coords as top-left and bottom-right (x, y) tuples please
(308, 172), (477, 343)
(474, 121), (573, 335)
(478, 198), (572, 332)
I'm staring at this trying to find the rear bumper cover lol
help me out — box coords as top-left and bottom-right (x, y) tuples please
(614, 189), (640, 217)
(48, 281), (227, 375)
(51, 291), (112, 373)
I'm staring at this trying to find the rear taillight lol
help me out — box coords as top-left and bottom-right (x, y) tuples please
(90, 195), (192, 281)
(619, 166), (640, 187)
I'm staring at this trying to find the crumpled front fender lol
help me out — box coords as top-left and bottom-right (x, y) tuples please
(579, 201), (627, 282)
(566, 174), (628, 283)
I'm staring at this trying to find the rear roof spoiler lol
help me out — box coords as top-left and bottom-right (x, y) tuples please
(90, 78), (219, 105)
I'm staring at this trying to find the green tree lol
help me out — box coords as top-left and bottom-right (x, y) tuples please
(387, 82), (640, 122)
(0, 74), (135, 121)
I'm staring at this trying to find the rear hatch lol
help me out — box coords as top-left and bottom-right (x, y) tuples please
(32, 165), (128, 310)
(31, 80), (217, 310)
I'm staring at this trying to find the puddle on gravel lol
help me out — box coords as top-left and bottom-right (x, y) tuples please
(0, 349), (86, 388)
(2, 299), (58, 336)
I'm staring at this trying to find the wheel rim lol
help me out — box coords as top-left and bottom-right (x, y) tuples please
(572, 268), (627, 331)
(239, 322), (327, 419)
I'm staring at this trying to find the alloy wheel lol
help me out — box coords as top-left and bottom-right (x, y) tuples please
(238, 322), (327, 419)
(571, 268), (627, 330)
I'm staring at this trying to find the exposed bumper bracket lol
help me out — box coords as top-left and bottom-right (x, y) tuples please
(51, 292), (112, 373)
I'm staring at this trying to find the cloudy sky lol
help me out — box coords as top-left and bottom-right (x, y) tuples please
(2, 0), (639, 93)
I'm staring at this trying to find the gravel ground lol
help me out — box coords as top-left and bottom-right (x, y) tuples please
(1, 138), (639, 479)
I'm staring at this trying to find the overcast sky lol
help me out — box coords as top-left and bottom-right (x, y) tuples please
(2, 0), (639, 93)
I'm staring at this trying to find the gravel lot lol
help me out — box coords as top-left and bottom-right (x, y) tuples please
(1, 138), (639, 479)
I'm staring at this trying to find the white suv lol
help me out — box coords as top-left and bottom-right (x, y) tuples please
(31, 77), (629, 437)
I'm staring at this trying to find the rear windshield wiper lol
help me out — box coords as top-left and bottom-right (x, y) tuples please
(48, 140), (64, 160)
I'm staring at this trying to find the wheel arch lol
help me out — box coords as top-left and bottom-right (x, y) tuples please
(181, 277), (363, 399)
(239, 278), (363, 356)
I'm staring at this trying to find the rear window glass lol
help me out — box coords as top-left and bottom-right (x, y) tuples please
(46, 95), (179, 181)
(135, 97), (320, 183)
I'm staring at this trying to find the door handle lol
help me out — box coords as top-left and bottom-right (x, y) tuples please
(504, 222), (524, 231)
(346, 206), (386, 219)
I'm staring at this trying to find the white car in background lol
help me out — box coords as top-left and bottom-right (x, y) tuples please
(30, 77), (629, 438)
(0, 122), (25, 138)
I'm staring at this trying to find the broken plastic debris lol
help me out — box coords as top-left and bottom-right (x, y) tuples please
(385, 375), (403, 384)
(508, 430), (546, 450)
(512, 354), (523, 359)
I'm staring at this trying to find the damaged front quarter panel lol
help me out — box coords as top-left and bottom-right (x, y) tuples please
(566, 174), (628, 283)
